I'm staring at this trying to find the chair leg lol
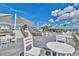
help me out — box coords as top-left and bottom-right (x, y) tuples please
(11, 41), (16, 47)
(7, 42), (11, 47)
(1, 43), (2, 48)
(1, 43), (6, 48)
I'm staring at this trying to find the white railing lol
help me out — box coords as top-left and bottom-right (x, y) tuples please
(73, 33), (79, 41)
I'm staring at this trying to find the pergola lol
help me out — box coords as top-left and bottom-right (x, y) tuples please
(16, 16), (32, 25)
(0, 13), (32, 30)
(0, 13), (11, 17)
(0, 15), (11, 23)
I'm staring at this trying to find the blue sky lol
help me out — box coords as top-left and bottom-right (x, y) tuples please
(0, 3), (79, 29)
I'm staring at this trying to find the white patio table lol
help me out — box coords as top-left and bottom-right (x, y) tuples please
(47, 42), (75, 56)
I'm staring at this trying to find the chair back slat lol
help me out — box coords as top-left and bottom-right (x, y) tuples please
(0, 36), (7, 42)
(56, 35), (66, 42)
(24, 37), (33, 46)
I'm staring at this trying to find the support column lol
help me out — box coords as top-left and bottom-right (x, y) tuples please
(14, 13), (16, 30)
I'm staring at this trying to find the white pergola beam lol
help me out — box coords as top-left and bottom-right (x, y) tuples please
(0, 13), (11, 16)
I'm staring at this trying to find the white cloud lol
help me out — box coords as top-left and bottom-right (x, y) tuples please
(51, 5), (79, 21)
(55, 19), (60, 21)
(58, 10), (79, 19)
(70, 10), (79, 18)
(57, 11), (65, 16)
(67, 22), (71, 24)
(51, 9), (65, 16)
(58, 13), (70, 19)
(51, 9), (61, 16)
(74, 10), (79, 18)
(63, 6), (75, 12)
(48, 24), (51, 26)
(74, 3), (79, 7)
(51, 6), (75, 17)
(60, 24), (64, 26)
(72, 18), (79, 23)
(69, 11), (75, 18)
(75, 23), (79, 26)
(48, 19), (54, 23)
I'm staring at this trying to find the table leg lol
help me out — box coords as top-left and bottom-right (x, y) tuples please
(53, 52), (57, 56)
(56, 53), (59, 56)
(50, 50), (53, 56)
(65, 54), (71, 56)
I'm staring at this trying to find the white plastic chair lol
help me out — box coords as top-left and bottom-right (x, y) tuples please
(10, 35), (17, 46)
(13, 30), (24, 44)
(64, 31), (73, 39)
(6, 35), (11, 41)
(6, 35), (12, 46)
(56, 35), (66, 43)
(24, 32), (42, 56)
(0, 36), (7, 48)
(6, 35), (16, 46)
(0, 38), (1, 46)
(0, 39), (1, 45)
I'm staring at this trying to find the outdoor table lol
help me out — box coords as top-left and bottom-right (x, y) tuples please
(46, 42), (75, 56)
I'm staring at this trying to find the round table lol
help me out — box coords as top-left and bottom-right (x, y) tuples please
(47, 42), (75, 56)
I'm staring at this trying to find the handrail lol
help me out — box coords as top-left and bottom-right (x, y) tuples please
(72, 33), (79, 50)
(73, 33), (79, 41)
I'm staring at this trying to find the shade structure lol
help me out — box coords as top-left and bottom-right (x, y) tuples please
(0, 15), (12, 23)
(11, 19), (22, 25)
(11, 16), (32, 25)
(0, 13), (11, 16)
(16, 16), (32, 25)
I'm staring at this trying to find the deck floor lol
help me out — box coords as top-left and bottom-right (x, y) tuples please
(0, 38), (24, 56)
(0, 32), (79, 56)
